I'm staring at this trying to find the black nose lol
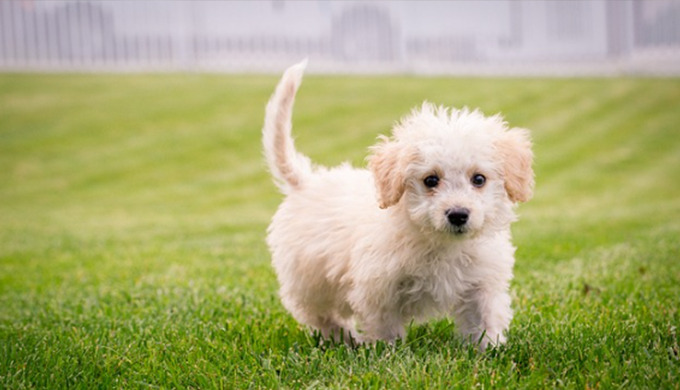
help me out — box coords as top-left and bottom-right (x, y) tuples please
(446, 208), (470, 227)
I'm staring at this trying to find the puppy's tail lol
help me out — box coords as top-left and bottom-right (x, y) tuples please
(263, 60), (313, 194)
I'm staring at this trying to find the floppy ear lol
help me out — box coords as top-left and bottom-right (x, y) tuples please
(368, 138), (413, 209)
(496, 128), (534, 203)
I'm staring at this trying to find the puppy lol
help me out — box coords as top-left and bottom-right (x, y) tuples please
(263, 61), (533, 350)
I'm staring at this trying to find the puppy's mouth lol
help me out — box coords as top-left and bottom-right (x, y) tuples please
(446, 225), (472, 238)
(448, 225), (470, 236)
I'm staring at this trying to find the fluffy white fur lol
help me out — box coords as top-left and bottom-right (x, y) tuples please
(263, 61), (534, 350)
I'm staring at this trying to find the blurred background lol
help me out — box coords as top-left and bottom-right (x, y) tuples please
(2, 0), (679, 76)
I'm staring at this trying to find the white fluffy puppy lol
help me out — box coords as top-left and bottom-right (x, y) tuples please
(263, 61), (534, 350)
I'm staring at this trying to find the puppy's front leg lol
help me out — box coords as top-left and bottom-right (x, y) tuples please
(353, 310), (406, 344)
(454, 286), (512, 351)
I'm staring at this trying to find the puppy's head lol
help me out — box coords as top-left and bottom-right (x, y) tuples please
(368, 103), (534, 236)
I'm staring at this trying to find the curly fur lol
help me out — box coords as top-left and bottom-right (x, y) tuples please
(262, 61), (534, 350)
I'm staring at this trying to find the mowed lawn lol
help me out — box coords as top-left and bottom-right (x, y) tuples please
(0, 72), (679, 389)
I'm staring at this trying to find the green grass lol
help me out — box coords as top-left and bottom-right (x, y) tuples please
(1, 72), (679, 389)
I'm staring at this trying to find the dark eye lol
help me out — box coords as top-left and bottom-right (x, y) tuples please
(424, 175), (440, 188)
(471, 174), (486, 188)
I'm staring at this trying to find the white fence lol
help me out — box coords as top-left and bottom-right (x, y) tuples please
(1, 0), (679, 75)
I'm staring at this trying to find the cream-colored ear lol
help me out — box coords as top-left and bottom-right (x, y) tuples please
(368, 138), (412, 209)
(496, 128), (534, 203)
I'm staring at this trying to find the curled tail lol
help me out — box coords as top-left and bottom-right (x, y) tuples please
(263, 60), (312, 194)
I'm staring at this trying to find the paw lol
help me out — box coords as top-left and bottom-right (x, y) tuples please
(476, 331), (506, 352)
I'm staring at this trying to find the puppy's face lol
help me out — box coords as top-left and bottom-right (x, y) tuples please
(404, 144), (504, 237)
(369, 104), (533, 237)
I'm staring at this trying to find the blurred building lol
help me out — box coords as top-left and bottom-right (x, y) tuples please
(1, 0), (679, 75)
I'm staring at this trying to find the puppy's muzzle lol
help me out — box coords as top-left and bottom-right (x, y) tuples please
(446, 208), (470, 228)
